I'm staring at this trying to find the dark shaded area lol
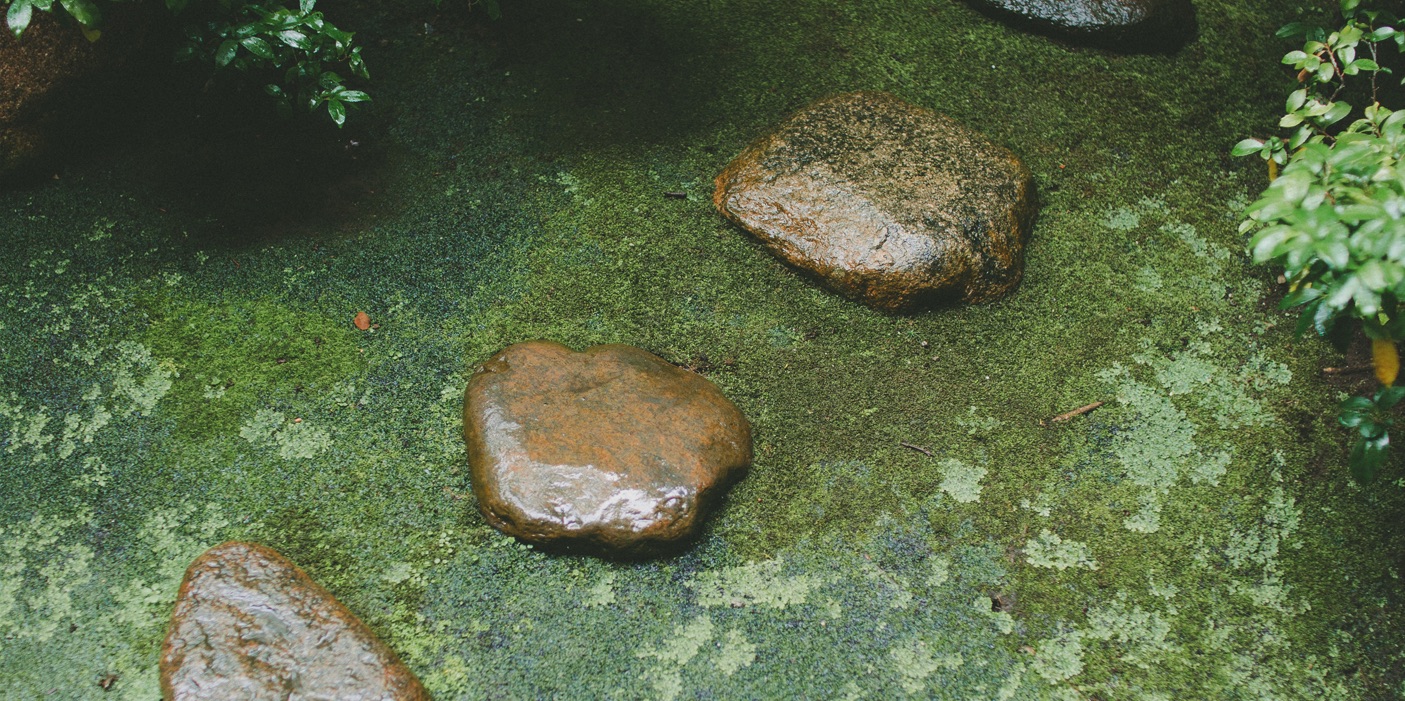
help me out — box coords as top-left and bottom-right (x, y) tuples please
(486, 0), (730, 151)
(4, 9), (393, 248)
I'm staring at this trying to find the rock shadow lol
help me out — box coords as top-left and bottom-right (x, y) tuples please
(485, 0), (732, 153)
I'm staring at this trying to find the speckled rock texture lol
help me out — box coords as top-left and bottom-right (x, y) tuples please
(160, 541), (430, 701)
(963, 0), (1195, 50)
(714, 91), (1035, 312)
(464, 341), (752, 556)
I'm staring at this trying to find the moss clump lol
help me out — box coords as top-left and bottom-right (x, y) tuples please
(142, 298), (365, 437)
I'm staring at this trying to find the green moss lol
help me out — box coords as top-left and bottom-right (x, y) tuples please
(2, 0), (1403, 697)
(142, 298), (366, 437)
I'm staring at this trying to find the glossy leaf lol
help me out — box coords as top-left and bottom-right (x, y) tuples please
(57, 0), (98, 28)
(7, 0), (32, 37)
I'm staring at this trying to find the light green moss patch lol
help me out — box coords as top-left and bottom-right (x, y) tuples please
(1023, 530), (1098, 571)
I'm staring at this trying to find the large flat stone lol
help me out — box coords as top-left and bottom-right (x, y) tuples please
(160, 541), (429, 701)
(715, 91), (1035, 312)
(963, 0), (1195, 51)
(463, 341), (752, 556)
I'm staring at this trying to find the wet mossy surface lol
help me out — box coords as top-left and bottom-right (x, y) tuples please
(2, 0), (1404, 698)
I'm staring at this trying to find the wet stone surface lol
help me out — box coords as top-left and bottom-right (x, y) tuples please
(160, 541), (429, 701)
(463, 341), (752, 556)
(962, 0), (1195, 50)
(714, 91), (1036, 312)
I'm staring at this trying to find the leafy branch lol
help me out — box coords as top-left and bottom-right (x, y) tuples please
(1234, 0), (1405, 483)
(5, 0), (371, 126)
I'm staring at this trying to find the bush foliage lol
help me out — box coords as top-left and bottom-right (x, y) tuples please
(6, 0), (369, 125)
(1234, 0), (1405, 482)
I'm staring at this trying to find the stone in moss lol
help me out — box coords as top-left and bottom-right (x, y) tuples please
(463, 341), (752, 557)
(714, 91), (1036, 312)
(962, 0), (1196, 52)
(160, 541), (429, 700)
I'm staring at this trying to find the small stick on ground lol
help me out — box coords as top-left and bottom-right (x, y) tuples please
(901, 442), (934, 457)
(1322, 364), (1373, 375)
(663, 191), (687, 200)
(1046, 401), (1105, 425)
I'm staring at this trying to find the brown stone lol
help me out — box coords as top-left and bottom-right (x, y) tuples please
(962, 0), (1195, 51)
(714, 91), (1035, 312)
(160, 541), (429, 701)
(463, 341), (752, 556)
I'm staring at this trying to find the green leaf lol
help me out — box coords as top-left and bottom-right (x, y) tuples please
(241, 36), (275, 60)
(58, 0), (99, 28)
(276, 29), (311, 50)
(1320, 100), (1353, 126)
(348, 52), (369, 79)
(327, 98), (346, 126)
(7, 0), (32, 37)
(1379, 385), (1405, 408)
(1281, 285), (1324, 308)
(1231, 138), (1265, 157)
(215, 39), (238, 68)
(338, 89), (370, 103)
(1349, 433), (1389, 483)
(300, 0), (315, 12)
(1359, 260), (1388, 290)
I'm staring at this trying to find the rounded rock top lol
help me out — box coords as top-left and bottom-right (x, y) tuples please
(463, 341), (752, 556)
(160, 541), (429, 701)
(715, 91), (1036, 312)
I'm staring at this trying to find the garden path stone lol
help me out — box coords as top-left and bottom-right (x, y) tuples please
(714, 91), (1035, 311)
(962, 0), (1195, 50)
(160, 541), (429, 701)
(463, 341), (752, 556)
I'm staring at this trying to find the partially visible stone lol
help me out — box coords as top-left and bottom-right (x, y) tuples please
(962, 0), (1195, 51)
(463, 341), (752, 556)
(715, 91), (1035, 311)
(160, 541), (429, 701)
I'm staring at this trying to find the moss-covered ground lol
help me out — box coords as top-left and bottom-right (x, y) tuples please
(3, 0), (1405, 698)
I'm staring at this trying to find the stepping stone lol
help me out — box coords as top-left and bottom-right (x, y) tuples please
(715, 91), (1035, 312)
(463, 341), (751, 556)
(161, 541), (429, 701)
(963, 0), (1195, 51)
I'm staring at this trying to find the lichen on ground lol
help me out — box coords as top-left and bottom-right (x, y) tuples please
(2, 0), (1403, 698)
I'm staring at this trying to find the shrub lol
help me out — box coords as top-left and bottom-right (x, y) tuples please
(1234, 0), (1405, 482)
(6, 0), (370, 125)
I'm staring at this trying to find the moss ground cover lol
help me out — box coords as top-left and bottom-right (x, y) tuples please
(2, 0), (1404, 697)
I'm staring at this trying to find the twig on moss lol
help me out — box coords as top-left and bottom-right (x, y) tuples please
(1044, 401), (1105, 426)
(1322, 364), (1373, 375)
(900, 442), (934, 457)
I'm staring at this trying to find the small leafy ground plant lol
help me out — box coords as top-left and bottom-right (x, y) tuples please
(6, 0), (369, 126)
(1234, 0), (1405, 482)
